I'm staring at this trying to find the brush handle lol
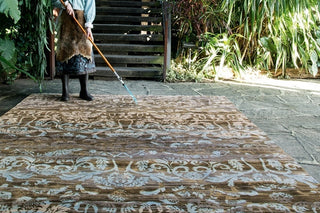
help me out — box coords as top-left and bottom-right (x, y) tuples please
(58, 0), (137, 104)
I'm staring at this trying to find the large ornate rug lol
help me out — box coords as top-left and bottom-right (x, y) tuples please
(0, 94), (319, 212)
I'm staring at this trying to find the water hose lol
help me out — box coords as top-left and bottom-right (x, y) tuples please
(59, 0), (137, 104)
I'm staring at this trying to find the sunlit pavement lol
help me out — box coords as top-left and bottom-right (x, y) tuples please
(1, 77), (320, 182)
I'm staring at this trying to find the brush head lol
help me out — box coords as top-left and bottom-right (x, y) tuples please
(123, 84), (138, 105)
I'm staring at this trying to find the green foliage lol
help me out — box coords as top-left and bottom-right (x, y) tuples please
(0, 0), (20, 84)
(171, 0), (208, 38)
(166, 50), (208, 82)
(0, 56), (36, 81)
(0, 38), (17, 83)
(0, 0), (21, 23)
(169, 0), (320, 81)
(0, 38), (15, 62)
(200, 33), (244, 77)
(171, 0), (223, 56)
(0, 0), (52, 86)
(231, 0), (320, 77)
(0, 37), (36, 83)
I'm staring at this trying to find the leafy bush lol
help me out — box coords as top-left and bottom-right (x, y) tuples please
(0, 38), (18, 83)
(200, 33), (244, 78)
(0, 0), (20, 83)
(228, 0), (320, 77)
(0, 0), (51, 86)
(0, 0), (20, 24)
(166, 49), (211, 82)
(170, 0), (320, 80)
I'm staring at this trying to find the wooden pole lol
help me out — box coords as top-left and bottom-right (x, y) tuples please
(162, 0), (171, 82)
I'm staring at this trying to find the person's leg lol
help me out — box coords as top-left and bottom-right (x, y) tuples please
(61, 74), (70, 101)
(79, 73), (93, 101)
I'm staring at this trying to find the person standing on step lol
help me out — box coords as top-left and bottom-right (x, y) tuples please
(52, 0), (96, 101)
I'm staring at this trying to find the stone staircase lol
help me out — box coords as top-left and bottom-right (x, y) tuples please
(93, 0), (168, 80)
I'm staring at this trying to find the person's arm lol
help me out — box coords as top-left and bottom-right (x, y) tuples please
(84, 0), (96, 40)
(52, 0), (74, 16)
(65, 1), (75, 17)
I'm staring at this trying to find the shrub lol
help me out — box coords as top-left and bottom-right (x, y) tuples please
(0, 0), (52, 86)
(169, 0), (320, 80)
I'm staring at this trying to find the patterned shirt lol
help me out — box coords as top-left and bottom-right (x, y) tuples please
(52, 0), (96, 28)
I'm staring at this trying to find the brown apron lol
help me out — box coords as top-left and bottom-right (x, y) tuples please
(56, 10), (92, 62)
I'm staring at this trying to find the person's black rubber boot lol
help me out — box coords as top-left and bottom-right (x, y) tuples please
(79, 73), (93, 101)
(61, 74), (70, 101)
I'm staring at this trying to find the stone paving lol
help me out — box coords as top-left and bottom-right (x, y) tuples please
(1, 78), (320, 182)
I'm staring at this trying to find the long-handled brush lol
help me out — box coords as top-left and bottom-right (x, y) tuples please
(58, 0), (137, 104)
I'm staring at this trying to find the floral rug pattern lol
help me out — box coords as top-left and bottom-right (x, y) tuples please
(0, 94), (319, 212)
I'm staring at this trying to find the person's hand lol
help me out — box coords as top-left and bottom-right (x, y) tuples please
(86, 27), (94, 41)
(65, 2), (74, 17)
(53, 8), (60, 21)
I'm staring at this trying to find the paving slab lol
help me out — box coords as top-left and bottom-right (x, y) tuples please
(0, 78), (319, 182)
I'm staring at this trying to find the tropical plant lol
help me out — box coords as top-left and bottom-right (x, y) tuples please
(166, 49), (208, 82)
(200, 33), (244, 78)
(0, 0), (20, 24)
(0, 0), (20, 83)
(226, 0), (320, 77)
(170, 0), (320, 80)
(0, 0), (51, 86)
